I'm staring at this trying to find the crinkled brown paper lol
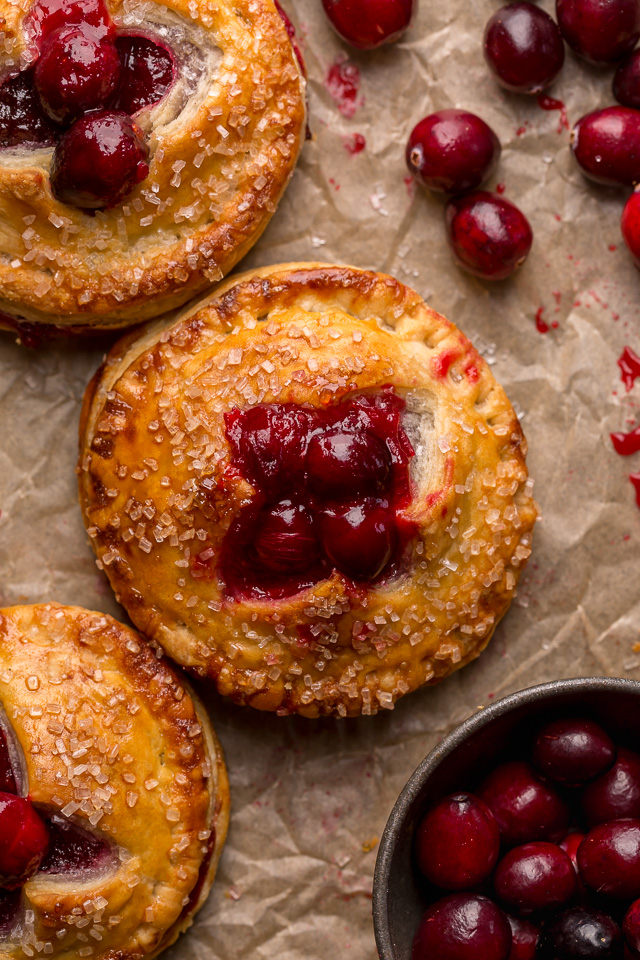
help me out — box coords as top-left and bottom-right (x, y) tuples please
(2, 1), (640, 956)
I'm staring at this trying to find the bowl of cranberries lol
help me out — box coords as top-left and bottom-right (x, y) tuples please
(373, 676), (640, 960)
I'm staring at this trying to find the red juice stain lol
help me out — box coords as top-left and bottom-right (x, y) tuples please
(516, 125), (527, 136)
(431, 348), (458, 378)
(630, 472), (640, 508)
(554, 214), (562, 222)
(609, 244), (618, 252)
(537, 94), (569, 133)
(325, 59), (361, 118)
(328, 177), (340, 191)
(403, 175), (416, 199)
(343, 132), (365, 155)
(535, 307), (549, 334)
(618, 346), (640, 391)
(552, 290), (562, 308)
(496, 182), (505, 194)
(611, 424), (640, 455)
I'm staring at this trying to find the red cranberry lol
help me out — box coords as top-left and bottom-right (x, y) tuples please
(406, 110), (501, 195)
(484, 3), (565, 94)
(0, 793), (49, 888)
(319, 499), (395, 580)
(494, 842), (577, 915)
(26, 0), (113, 43)
(445, 192), (533, 281)
(306, 430), (391, 498)
(614, 51), (640, 109)
(556, 0), (640, 63)
(623, 898), (640, 954)
(581, 748), (640, 827)
(537, 906), (623, 958)
(412, 893), (512, 960)
(321, 0), (414, 49)
(571, 107), (640, 187)
(621, 190), (640, 268)
(415, 793), (500, 891)
(0, 69), (59, 147)
(478, 761), (569, 847)
(577, 819), (640, 899)
(506, 914), (539, 960)
(39, 816), (111, 873)
(112, 35), (175, 115)
(50, 110), (149, 209)
(254, 501), (320, 574)
(532, 718), (615, 787)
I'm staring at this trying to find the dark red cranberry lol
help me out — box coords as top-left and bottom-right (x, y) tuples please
(556, 0), (640, 63)
(112, 35), (175, 115)
(50, 110), (149, 209)
(578, 819), (640, 899)
(622, 190), (640, 268)
(415, 793), (500, 891)
(406, 110), (501, 195)
(506, 914), (539, 960)
(39, 816), (111, 873)
(484, 3), (565, 94)
(25, 0), (113, 44)
(581, 748), (640, 827)
(445, 192), (533, 281)
(623, 899), (640, 954)
(614, 51), (640, 109)
(537, 906), (623, 958)
(494, 842), (577, 915)
(478, 761), (569, 848)
(306, 430), (391, 498)
(254, 501), (320, 574)
(319, 499), (395, 580)
(0, 793), (49, 888)
(321, 0), (414, 49)
(532, 718), (615, 787)
(0, 69), (59, 148)
(571, 107), (640, 187)
(412, 893), (512, 960)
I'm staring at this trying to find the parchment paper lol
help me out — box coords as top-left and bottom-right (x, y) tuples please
(2, 1), (640, 956)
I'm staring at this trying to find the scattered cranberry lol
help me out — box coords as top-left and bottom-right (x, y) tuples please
(581, 748), (640, 827)
(556, 0), (640, 63)
(0, 70), (59, 148)
(254, 501), (320, 574)
(113, 35), (175, 114)
(506, 914), (539, 960)
(306, 430), (391, 498)
(532, 718), (616, 787)
(494, 842), (577, 915)
(319, 499), (395, 580)
(445, 192), (533, 281)
(484, 3), (565, 94)
(321, 0), (414, 49)
(571, 107), (640, 187)
(614, 50), (640, 109)
(478, 761), (569, 847)
(621, 190), (640, 269)
(623, 898), (640, 953)
(577, 819), (640, 899)
(50, 110), (149, 209)
(415, 793), (500, 891)
(412, 893), (512, 960)
(0, 794), (49, 888)
(537, 906), (623, 958)
(406, 110), (501, 195)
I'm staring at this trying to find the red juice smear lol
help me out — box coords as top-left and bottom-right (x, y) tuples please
(630, 472), (640, 508)
(535, 307), (549, 334)
(618, 346), (640, 391)
(611, 425), (640, 455)
(537, 94), (569, 133)
(325, 59), (361, 118)
(343, 132), (366, 155)
(496, 182), (505, 194)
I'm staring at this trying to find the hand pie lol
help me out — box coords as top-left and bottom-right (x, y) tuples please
(0, 0), (305, 338)
(78, 262), (538, 718)
(0, 602), (229, 958)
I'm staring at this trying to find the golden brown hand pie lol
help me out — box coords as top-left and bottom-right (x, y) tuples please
(0, 602), (229, 959)
(78, 262), (538, 718)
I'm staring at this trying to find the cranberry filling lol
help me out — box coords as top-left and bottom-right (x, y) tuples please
(0, 69), (60, 148)
(0, 729), (16, 796)
(112, 35), (175, 115)
(39, 816), (111, 874)
(0, 889), (21, 934)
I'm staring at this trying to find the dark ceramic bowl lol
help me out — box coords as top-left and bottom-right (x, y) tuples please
(372, 676), (640, 960)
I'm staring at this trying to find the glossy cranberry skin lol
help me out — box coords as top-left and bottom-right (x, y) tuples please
(50, 110), (149, 209)
(113, 35), (175, 114)
(556, 0), (640, 63)
(532, 718), (615, 787)
(572, 107), (640, 187)
(412, 893), (512, 960)
(622, 190), (640, 268)
(484, 3), (565, 94)
(578, 819), (640, 899)
(406, 110), (501, 195)
(506, 914), (539, 959)
(537, 906), (623, 959)
(445, 192), (533, 281)
(26, 0), (113, 44)
(415, 793), (500, 891)
(319, 500), (395, 580)
(494, 842), (577, 915)
(321, 0), (414, 49)
(254, 501), (320, 574)
(0, 793), (49, 888)
(478, 761), (569, 847)
(306, 430), (391, 498)
(623, 899), (640, 954)
(581, 748), (640, 827)
(0, 69), (59, 148)
(614, 51), (640, 109)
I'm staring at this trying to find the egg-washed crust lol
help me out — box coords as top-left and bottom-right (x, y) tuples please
(0, 603), (230, 960)
(78, 262), (538, 718)
(0, 0), (305, 331)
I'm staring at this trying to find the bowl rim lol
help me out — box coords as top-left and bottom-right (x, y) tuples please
(372, 676), (640, 959)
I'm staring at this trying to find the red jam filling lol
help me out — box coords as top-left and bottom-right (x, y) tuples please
(38, 816), (111, 873)
(0, 69), (59, 147)
(0, 729), (16, 796)
(215, 387), (417, 600)
(113, 35), (175, 114)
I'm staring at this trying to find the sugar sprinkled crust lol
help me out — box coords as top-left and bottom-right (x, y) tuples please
(0, 0), (306, 332)
(0, 602), (230, 960)
(78, 262), (538, 718)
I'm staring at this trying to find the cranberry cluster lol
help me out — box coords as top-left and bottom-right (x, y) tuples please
(0, 0), (175, 209)
(412, 716), (640, 959)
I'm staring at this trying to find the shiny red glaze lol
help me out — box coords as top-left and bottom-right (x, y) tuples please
(50, 110), (149, 209)
(254, 501), (320, 574)
(0, 794), (49, 889)
(478, 761), (570, 847)
(39, 816), (111, 873)
(494, 842), (577, 915)
(415, 793), (500, 891)
(0, 69), (60, 148)
(577, 819), (640, 899)
(406, 110), (501, 194)
(537, 906), (623, 958)
(622, 191), (640, 268)
(532, 717), (616, 787)
(556, 0), (640, 63)
(112, 35), (175, 114)
(306, 430), (391, 498)
(623, 898), (640, 954)
(412, 893), (512, 960)
(611, 424), (640, 456)
(25, 0), (113, 45)
(614, 50), (640, 109)
(572, 107), (640, 187)
(319, 499), (395, 581)
(506, 914), (539, 960)
(445, 191), (533, 281)
(484, 3), (565, 94)
(581, 748), (640, 827)
(321, 0), (414, 49)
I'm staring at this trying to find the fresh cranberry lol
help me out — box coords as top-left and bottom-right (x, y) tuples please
(415, 793), (500, 891)
(484, 3), (565, 94)
(506, 915), (539, 960)
(614, 50), (640, 109)
(319, 499), (395, 580)
(39, 817), (111, 873)
(412, 893), (512, 960)
(571, 107), (640, 187)
(556, 0), (640, 63)
(112, 35), (175, 115)
(306, 430), (391, 498)
(0, 793), (49, 888)
(321, 0), (414, 49)
(0, 69), (59, 148)
(445, 192), (533, 281)
(494, 842), (577, 915)
(25, 0), (113, 44)
(406, 110), (501, 195)
(623, 899), (640, 954)
(622, 190), (640, 268)
(577, 819), (640, 899)
(50, 110), (149, 209)
(537, 906), (623, 958)
(478, 761), (569, 847)
(581, 748), (640, 827)
(254, 501), (320, 574)
(532, 718), (615, 787)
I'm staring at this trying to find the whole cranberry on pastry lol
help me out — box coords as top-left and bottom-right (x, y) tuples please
(0, 794), (49, 888)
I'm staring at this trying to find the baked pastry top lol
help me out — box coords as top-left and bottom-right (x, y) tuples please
(0, 602), (229, 960)
(78, 262), (538, 718)
(0, 0), (305, 335)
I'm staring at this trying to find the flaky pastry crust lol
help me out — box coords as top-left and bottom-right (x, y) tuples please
(78, 262), (538, 718)
(0, 0), (305, 333)
(0, 602), (230, 960)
